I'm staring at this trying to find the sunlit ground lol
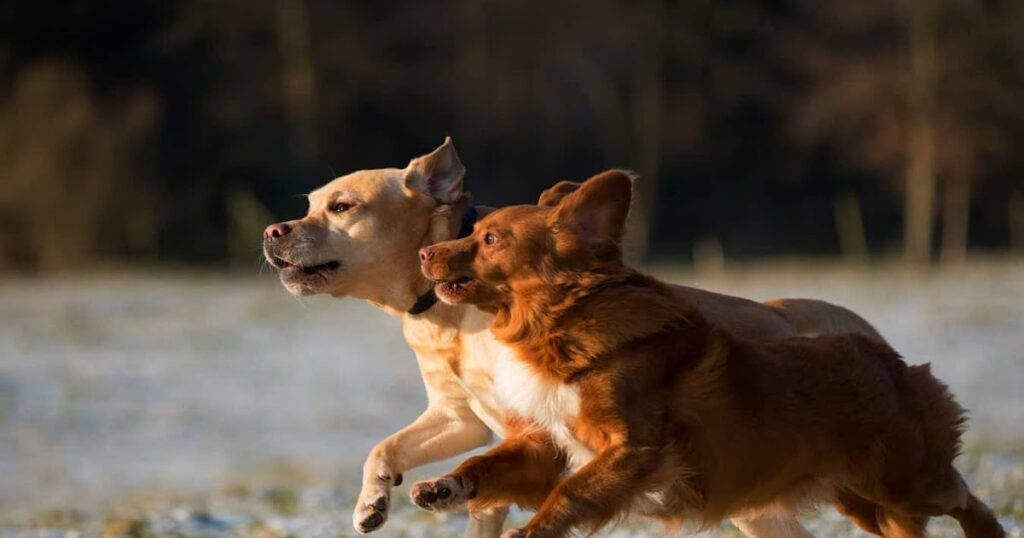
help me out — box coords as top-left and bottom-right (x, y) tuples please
(0, 260), (1021, 537)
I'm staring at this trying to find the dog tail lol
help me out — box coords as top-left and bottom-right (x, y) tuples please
(902, 361), (968, 469)
(854, 338), (984, 526)
(846, 336), (968, 500)
(887, 352), (973, 513)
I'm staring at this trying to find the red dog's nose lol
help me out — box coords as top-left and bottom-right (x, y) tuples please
(419, 247), (435, 262)
(264, 222), (292, 240)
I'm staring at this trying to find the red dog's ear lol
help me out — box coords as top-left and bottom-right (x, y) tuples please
(537, 181), (582, 207)
(550, 170), (634, 247)
(404, 136), (465, 204)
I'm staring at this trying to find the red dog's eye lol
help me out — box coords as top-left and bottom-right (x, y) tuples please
(484, 232), (497, 245)
(332, 202), (352, 213)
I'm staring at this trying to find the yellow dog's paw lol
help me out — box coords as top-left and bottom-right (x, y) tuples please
(352, 472), (402, 533)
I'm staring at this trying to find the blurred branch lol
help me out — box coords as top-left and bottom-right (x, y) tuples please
(624, 0), (665, 264)
(940, 173), (970, 269)
(904, 0), (937, 269)
(1010, 192), (1024, 256)
(834, 194), (870, 266)
(275, 0), (318, 162)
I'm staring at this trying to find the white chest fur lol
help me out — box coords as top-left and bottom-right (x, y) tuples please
(493, 350), (596, 470)
(492, 351), (678, 517)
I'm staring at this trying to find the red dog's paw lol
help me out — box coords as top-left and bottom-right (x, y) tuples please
(409, 476), (474, 512)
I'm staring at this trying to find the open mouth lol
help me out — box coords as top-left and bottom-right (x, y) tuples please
(270, 256), (341, 275)
(434, 276), (475, 302)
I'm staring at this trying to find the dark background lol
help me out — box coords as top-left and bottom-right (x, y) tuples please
(1, 0), (1021, 270)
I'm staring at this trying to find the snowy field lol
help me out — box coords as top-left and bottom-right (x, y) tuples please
(0, 261), (1021, 537)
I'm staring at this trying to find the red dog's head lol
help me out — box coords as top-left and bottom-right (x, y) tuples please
(418, 170), (633, 311)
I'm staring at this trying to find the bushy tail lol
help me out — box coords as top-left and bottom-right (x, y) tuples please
(898, 358), (1004, 538)
(902, 362), (968, 471)
(853, 338), (970, 509)
(839, 338), (1003, 537)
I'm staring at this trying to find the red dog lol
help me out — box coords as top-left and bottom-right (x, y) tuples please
(411, 171), (1004, 538)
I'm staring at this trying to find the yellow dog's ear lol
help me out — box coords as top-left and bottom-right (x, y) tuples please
(404, 136), (465, 204)
(537, 181), (582, 207)
(550, 170), (634, 247)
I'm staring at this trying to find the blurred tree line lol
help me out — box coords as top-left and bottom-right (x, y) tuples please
(0, 0), (1021, 272)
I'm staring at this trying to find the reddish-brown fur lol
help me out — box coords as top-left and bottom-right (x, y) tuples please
(415, 171), (1005, 538)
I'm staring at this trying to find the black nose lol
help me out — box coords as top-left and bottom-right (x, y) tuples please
(419, 247), (435, 262)
(264, 222), (292, 240)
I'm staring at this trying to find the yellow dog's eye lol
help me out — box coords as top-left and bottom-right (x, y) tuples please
(484, 232), (497, 245)
(331, 202), (352, 213)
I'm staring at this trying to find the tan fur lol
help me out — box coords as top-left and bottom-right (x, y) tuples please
(416, 170), (1004, 538)
(265, 141), (887, 538)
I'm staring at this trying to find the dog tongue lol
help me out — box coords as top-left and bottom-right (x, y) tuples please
(438, 279), (466, 294)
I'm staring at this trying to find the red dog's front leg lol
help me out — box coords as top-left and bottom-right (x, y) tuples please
(410, 418), (566, 513)
(503, 444), (663, 538)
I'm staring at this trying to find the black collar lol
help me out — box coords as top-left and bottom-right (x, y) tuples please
(406, 290), (439, 316)
(407, 205), (478, 316)
(457, 205), (478, 239)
